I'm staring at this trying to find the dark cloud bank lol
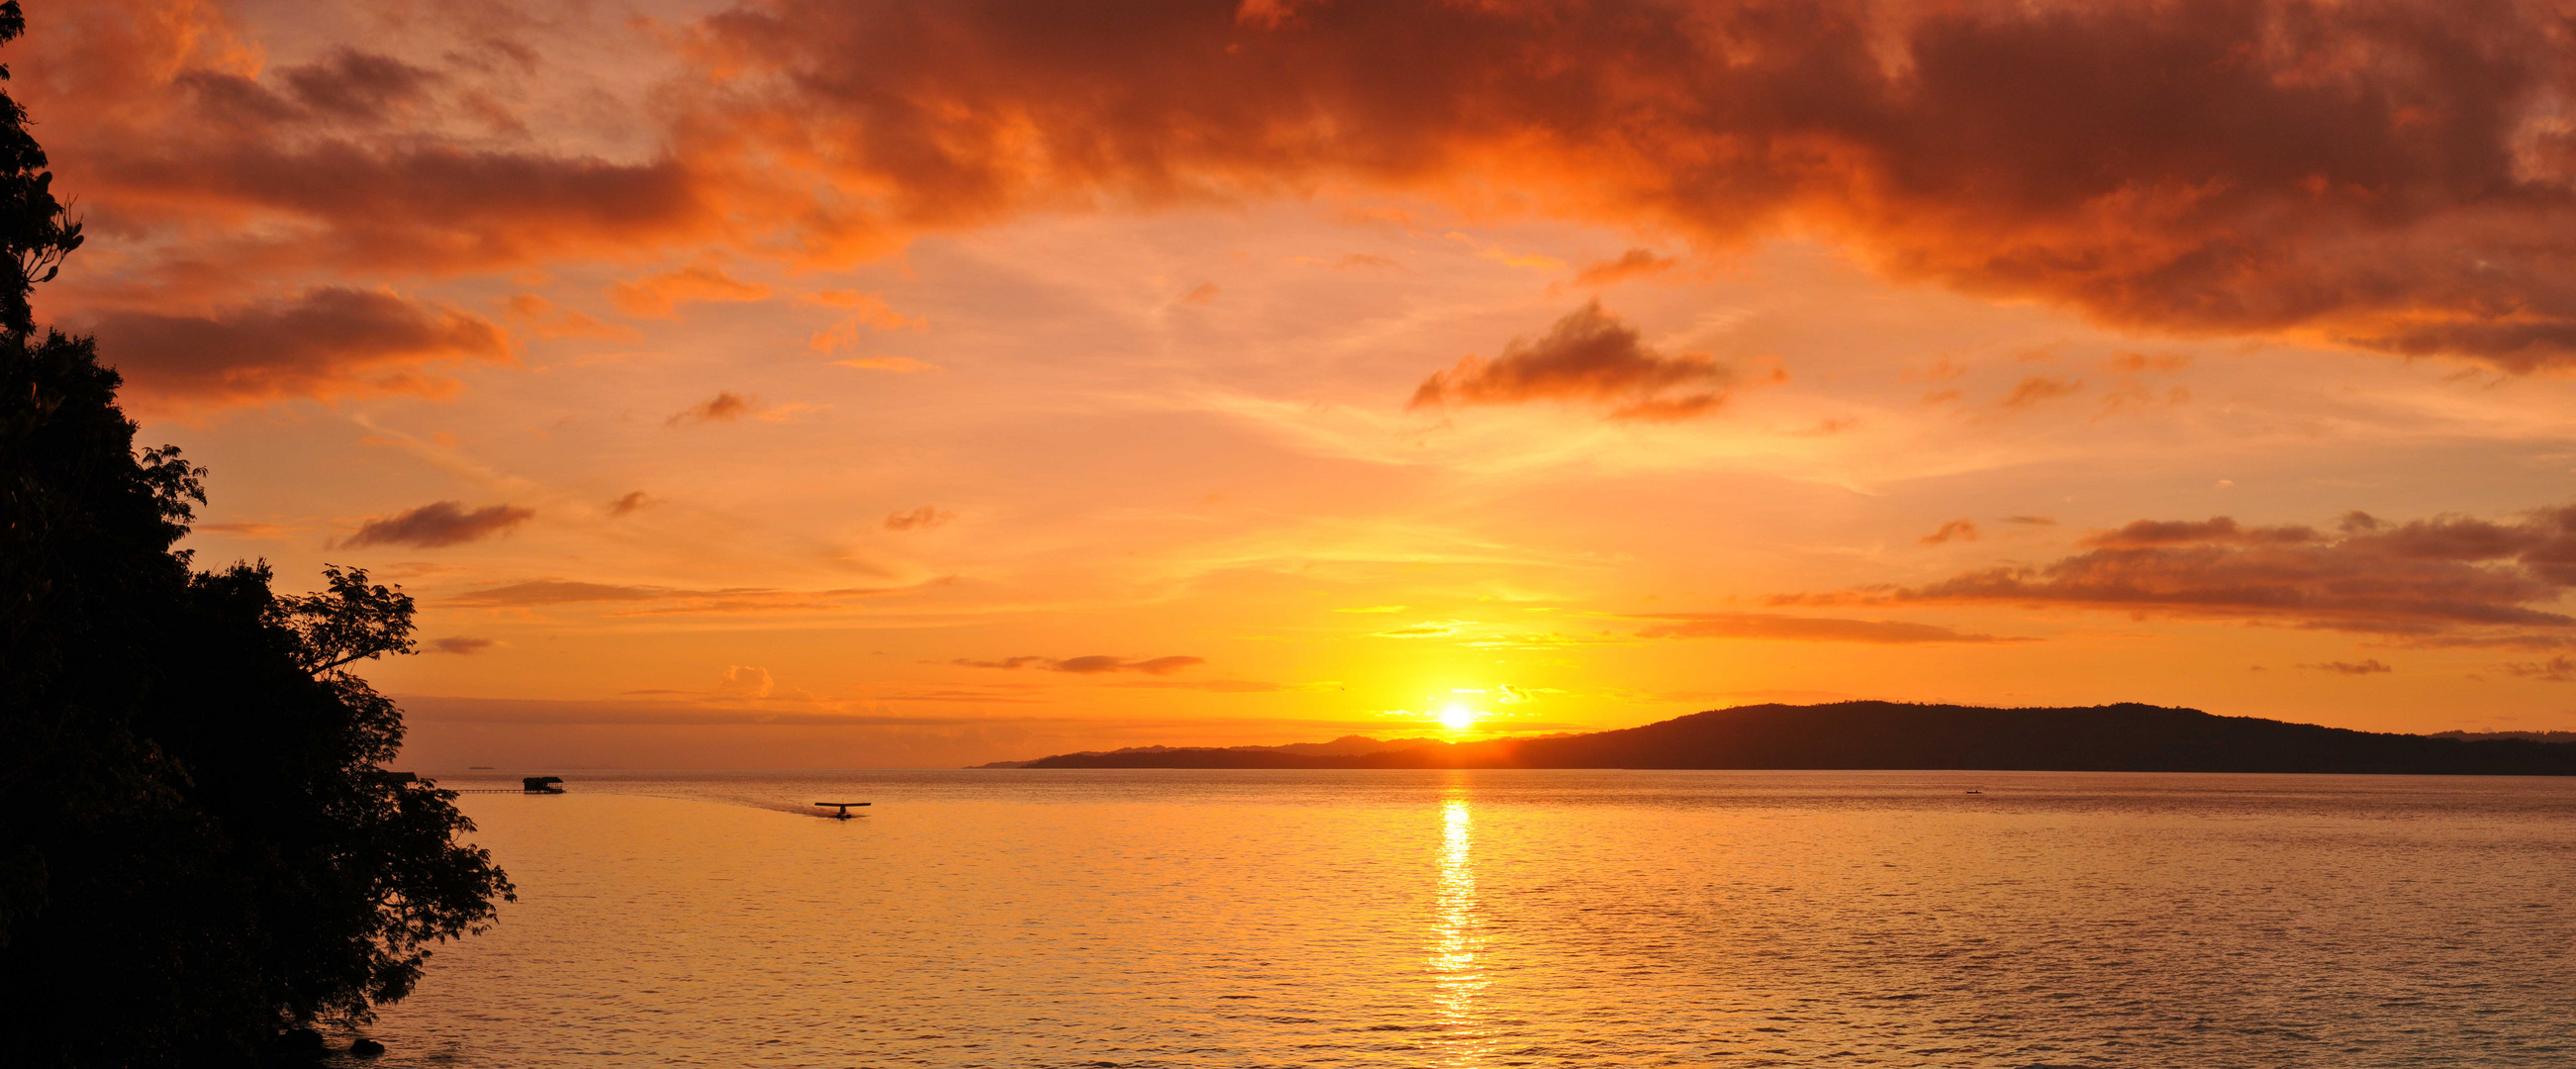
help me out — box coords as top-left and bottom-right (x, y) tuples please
(55, 0), (2576, 413)
(1797, 504), (2576, 647)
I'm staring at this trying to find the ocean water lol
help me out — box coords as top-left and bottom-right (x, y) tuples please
(348, 770), (2576, 1068)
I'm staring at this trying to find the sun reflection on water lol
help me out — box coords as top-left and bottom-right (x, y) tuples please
(1429, 789), (1490, 1065)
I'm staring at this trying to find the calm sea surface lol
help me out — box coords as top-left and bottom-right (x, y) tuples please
(348, 770), (2576, 1068)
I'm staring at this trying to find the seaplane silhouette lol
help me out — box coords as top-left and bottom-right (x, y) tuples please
(814, 802), (872, 820)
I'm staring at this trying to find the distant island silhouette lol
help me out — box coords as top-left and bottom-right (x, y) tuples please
(994, 702), (2576, 775)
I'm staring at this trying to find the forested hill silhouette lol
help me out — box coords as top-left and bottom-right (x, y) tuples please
(1014, 702), (2576, 775)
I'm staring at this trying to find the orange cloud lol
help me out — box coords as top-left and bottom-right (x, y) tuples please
(806, 290), (921, 326)
(1234, 0), (1321, 31)
(668, 391), (755, 426)
(504, 294), (634, 340)
(884, 506), (954, 532)
(1372, 620), (1471, 638)
(1110, 679), (1287, 693)
(609, 264), (771, 319)
(278, 48), (443, 123)
(2104, 351), (2191, 374)
(1408, 301), (1748, 421)
(197, 521), (292, 538)
(674, 0), (2576, 369)
(340, 501), (533, 548)
(2303, 659), (2393, 675)
(1997, 375), (2082, 411)
(954, 655), (1205, 675)
(2080, 517), (2325, 548)
(81, 287), (510, 409)
(448, 581), (695, 606)
(833, 356), (932, 372)
(1854, 504), (2576, 641)
(804, 290), (927, 353)
(716, 665), (776, 698)
(1634, 613), (2024, 644)
(2500, 656), (2576, 681)
(1055, 655), (1203, 675)
(443, 579), (914, 614)
(46, 0), (2576, 385)
(1566, 248), (1677, 288)
(1921, 520), (1980, 546)
(20, 1), (715, 291)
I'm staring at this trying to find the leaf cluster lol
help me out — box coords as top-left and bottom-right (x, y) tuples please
(0, 1), (78, 339)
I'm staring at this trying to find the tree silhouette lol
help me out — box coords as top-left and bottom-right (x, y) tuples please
(0, 0), (76, 340)
(0, 4), (511, 1064)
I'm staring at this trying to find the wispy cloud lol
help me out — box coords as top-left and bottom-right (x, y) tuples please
(445, 579), (915, 615)
(1804, 503), (2576, 643)
(954, 655), (1206, 675)
(1372, 620), (1472, 638)
(1997, 375), (2082, 411)
(1563, 248), (1676, 289)
(1634, 613), (2027, 644)
(885, 506), (955, 532)
(2302, 659), (2393, 675)
(198, 521), (294, 538)
(610, 263), (771, 319)
(1109, 679), (1287, 693)
(340, 501), (532, 548)
(668, 391), (756, 426)
(2500, 656), (2576, 682)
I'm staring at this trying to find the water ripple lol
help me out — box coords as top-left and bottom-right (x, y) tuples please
(351, 770), (2576, 1068)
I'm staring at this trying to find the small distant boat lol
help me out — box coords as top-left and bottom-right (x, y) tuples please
(814, 802), (871, 820)
(523, 776), (565, 794)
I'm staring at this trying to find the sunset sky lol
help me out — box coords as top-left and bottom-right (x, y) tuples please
(35, 0), (2576, 767)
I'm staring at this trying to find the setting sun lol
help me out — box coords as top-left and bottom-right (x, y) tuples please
(17, 1), (2576, 1066)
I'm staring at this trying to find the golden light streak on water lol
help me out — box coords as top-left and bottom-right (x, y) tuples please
(1427, 788), (1489, 1066)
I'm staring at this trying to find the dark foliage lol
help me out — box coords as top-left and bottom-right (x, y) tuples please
(0, 6), (510, 1064)
(1019, 701), (2576, 774)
